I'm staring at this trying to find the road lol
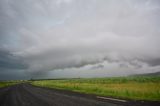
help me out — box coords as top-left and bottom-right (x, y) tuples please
(0, 83), (159, 106)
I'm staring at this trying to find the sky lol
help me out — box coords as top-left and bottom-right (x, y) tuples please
(0, 0), (160, 80)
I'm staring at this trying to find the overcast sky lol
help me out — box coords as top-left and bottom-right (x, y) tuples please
(0, 0), (160, 80)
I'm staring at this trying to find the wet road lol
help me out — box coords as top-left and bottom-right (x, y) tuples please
(0, 83), (159, 106)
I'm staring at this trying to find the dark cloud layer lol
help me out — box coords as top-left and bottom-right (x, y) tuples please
(0, 49), (27, 69)
(0, 0), (160, 80)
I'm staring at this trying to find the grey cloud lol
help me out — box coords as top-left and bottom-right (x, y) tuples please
(90, 64), (104, 70)
(0, 48), (27, 69)
(141, 58), (160, 67)
(0, 0), (160, 79)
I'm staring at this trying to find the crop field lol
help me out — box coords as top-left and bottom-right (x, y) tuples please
(31, 76), (160, 101)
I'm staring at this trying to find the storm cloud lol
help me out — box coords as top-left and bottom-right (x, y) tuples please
(0, 0), (160, 79)
(0, 49), (27, 69)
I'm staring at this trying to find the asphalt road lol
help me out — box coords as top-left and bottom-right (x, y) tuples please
(0, 83), (159, 106)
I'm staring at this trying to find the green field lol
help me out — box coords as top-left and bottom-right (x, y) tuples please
(31, 76), (160, 101)
(0, 81), (22, 88)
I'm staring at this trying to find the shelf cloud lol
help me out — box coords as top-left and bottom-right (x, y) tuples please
(0, 0), (160, 79)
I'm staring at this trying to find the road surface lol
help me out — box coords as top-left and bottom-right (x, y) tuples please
(0, 83), (159, 106)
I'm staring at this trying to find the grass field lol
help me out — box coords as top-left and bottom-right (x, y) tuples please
(31, 76), (160, 101)
(0, 81), (22, 88)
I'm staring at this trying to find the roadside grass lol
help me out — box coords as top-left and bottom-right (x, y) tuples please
(31, 76), (160, 101)
(0, 81), (22, 88)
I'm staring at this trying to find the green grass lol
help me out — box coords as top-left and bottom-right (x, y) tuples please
(0, 81), (22, 88)
(31, 76), (160, 101)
